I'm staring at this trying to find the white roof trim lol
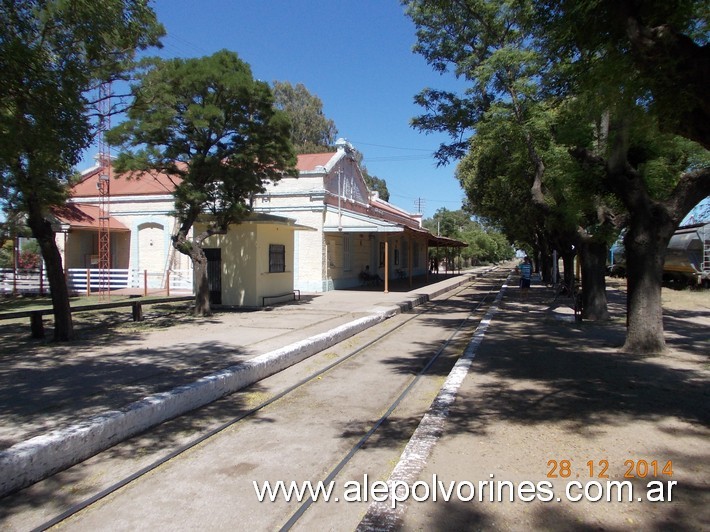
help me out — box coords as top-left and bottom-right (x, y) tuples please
(323, 206), (403, 233)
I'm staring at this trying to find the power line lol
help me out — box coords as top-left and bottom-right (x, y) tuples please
(365, 155), (434, 162)
(167, 33), (210, 56)
(390, 192), (463, 204)
(349, 140), (435, 152)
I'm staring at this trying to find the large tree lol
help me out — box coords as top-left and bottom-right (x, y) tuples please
(406, 0), (614, 319)
(537, 0), (710, 351)
(109, 50), (297, 316)
(404, 0), (710, 351)
(272, 81), (337, 154)
(0, 0), (163, 340)
(571, 114), (710, 351)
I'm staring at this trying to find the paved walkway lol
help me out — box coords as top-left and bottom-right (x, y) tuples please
(0, 267), (495, 451)
(366, 278), (710, 531)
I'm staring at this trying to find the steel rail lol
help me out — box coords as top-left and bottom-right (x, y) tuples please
(278, 272), (507, 530)
(31, 269), (507, 531)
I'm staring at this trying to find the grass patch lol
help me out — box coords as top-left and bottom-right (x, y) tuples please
(662, 286), (710, 311)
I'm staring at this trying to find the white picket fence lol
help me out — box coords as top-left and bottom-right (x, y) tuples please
(0, 268), (193, 295)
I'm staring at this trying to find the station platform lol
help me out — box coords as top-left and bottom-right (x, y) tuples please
(1, 265), (708, 530)
(359, 277), (709, 531)
(0, 266), (501, 498)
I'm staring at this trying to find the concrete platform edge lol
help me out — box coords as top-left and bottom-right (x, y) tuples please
(0, 312), (386, 498)
(0, 268), (494, 498)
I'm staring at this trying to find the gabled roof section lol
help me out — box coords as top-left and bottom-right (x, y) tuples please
(371, 196), (406, 214)
(72, 165), (181, 198)
(296, 152), (338, 174)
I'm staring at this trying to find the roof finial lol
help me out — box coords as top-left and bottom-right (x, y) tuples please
(335, 138), (353, 152)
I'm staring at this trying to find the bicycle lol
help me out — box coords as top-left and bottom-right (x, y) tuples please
(551, 279), (584, 321)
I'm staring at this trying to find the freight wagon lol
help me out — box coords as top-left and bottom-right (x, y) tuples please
(663, 222), (710, 286)
(607, 222), (710, 286)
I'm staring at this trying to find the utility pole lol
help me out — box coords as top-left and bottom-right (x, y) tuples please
(414, 197), (425, 214)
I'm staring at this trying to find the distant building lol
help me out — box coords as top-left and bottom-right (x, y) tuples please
(53, 166), (312, 305)
(54, 165), (184, 275)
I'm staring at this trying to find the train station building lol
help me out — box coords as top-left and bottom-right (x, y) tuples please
(51, 139), (465, 304)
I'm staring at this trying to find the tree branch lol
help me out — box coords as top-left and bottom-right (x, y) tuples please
(626, 17), (710, 149)
(664, 167), (710, 226)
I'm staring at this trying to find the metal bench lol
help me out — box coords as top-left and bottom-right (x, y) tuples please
(262, 290), (300, 307)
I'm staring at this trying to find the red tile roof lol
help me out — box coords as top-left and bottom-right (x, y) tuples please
(52, 203), (130, 232)
(296, 152), (335, 171)
(72, 166), (181, 198)
(73, 155), (330, 198)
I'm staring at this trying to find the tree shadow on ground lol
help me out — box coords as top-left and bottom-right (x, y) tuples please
(414, 466), (708, 531)
(379, 283), (708, 432)
(375, 285), (709, 531)
(663, 308), (710, 350)
(0, 301), (206, 357)
(0, 338), (259, 449)
(460, 310), (708, 430)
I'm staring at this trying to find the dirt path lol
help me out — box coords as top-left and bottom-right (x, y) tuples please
(398, 282), (709, 530)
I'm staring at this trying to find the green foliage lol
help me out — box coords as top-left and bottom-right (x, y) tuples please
(405, 0), (708, 255)
(406, 0), (709, 349)
(363, 171), (390, 202)
(455, 102), (549, 246)
(109, 50), (298, 235)
(406, 0), (544, 164)
(535, 0), (710, 148)
(272, 81), (338, 154)
(0, 0), (164, 339)
(0, 239), (13, 268)
(423, 208), (513, 263)
(0, 0), (164, 216)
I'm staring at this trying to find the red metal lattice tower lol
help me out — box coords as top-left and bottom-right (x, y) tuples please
(97, 82), (112, 300)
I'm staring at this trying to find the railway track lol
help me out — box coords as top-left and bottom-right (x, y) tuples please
(28, 269), (510, 531)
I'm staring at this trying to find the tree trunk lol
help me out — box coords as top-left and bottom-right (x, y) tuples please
(571, 126), (710, 353)
(622, 216), (674, 353)
(579, 240), (609, 321)
(193, 250), (211, 317)
(172, 232), (212, 317)
(172, 229), (216, 317)
(561, 251), (575, 292)
(26, 204), (74, 341)
(538, 239), (552, 284)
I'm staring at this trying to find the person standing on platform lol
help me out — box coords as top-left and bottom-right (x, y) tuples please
(517, 256), (533, 299)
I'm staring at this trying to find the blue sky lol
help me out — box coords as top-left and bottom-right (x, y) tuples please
(87, 0), (468, 219)
(84, 0), (707, 223)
